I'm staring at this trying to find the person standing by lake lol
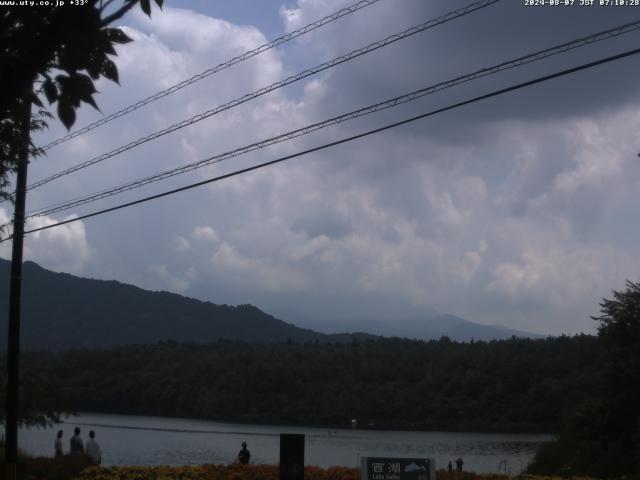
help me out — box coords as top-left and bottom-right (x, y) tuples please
(455, 457), (464, 472)
(238, 441), (251, 464)
(54, 430), (64, 458)
(86, 430), (102, 464)
(70, 427), (84, 455)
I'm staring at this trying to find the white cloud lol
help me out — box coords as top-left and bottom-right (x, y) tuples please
(488, 242), (639, 308)
(211, 241), (308, 292)
(287, 234), (331, 262)
(174, 235), (190, 252)
(192, 225), (220, 243)
(148, 264), (190, 292)
(0, 208), (91, 273)
(13, 1), (640, 337)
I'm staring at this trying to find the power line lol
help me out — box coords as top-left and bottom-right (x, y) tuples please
(25, 0), (500, 193)
(3, 46), (638, 242)
(24, 19), (640, 219)
(38, 0), (385, 152)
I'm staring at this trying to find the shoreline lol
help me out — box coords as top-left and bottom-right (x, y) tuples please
(60, 411), (557, 437)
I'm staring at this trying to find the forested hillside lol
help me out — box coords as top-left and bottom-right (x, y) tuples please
(0, 259), (535, 348)
(0, 260), (374, 349)
(20, 335), (600, 433)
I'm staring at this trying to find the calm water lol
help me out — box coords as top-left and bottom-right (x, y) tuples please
(19, 413), (551, 474)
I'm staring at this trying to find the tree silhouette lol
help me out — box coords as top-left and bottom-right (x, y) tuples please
(2, 3), (164, 474)
(0, 0), (163, 199)
(0, 0), (163, 446)
(591, 280), (640, 474)
(528, 281), (640, 476)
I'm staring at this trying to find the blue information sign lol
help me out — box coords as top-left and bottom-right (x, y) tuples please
(361, 457), (435, 480)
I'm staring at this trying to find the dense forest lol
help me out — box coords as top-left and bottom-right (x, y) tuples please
(18, 335), (600, 433)
(527, 281), (640, 477)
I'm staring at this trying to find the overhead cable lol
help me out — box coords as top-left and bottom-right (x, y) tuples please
(3, 46), (637, 242)
(25, 0), (501, 192)
(25, 19), (640, 219)
(38, 0), (385, 152)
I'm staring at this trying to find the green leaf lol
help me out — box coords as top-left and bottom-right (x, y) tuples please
(58, 40), (91, 72)
(86, 55), (102, 80)
(72, 73), (97, 96)
(69, 73), (100, 111)
(31, 93), (44, 108)
(140, 0), (151, 16)
(57, 101), (76, 130)
(105, 28), (132, 45)
(55, 74), (69, 86)
(43, 79), (58, 104)
(101, 58), (119, 84)
(101, 38), (117, 56)
(83, 94), (100, 112)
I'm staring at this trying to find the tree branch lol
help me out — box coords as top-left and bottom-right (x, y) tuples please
(100, 1), (138, 27)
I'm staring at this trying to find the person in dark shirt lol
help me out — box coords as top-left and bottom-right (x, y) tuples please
(455, 457), (464, 472)
(69, 427), (84, 455)
(54, 430), (64, 458)
(238, 441), (251, 464)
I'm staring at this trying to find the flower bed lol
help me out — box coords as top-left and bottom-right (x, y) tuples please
(72, 466), (613, 480)
(73, 464), (361, 480)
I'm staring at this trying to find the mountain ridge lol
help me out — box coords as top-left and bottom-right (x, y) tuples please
(0, 259), (540, 350)
(272, 310), (543, 342)
(0, 259), (355, 349)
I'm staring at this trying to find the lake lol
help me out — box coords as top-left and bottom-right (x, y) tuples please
(19, 413), (551, 474)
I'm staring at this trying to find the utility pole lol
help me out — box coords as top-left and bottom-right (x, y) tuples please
(5, 96), (32, 480)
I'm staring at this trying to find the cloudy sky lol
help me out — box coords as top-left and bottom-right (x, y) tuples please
(2, 0), (640, 335)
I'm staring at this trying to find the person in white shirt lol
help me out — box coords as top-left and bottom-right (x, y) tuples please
(54, 430), (64, 458)
(85, 430), (102, 465)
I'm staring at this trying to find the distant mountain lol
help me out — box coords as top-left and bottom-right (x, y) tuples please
(273, 310), (543, 342)
(0, 259), (374, 350)
(0, 259), (540, 350)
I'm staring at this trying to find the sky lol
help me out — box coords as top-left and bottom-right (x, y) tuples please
(2, 0), (640, 335)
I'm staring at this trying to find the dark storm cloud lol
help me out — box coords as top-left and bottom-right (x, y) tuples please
(294, 0), (640, 142)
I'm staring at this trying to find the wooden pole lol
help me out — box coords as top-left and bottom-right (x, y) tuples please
(4, 96), (31, 480)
